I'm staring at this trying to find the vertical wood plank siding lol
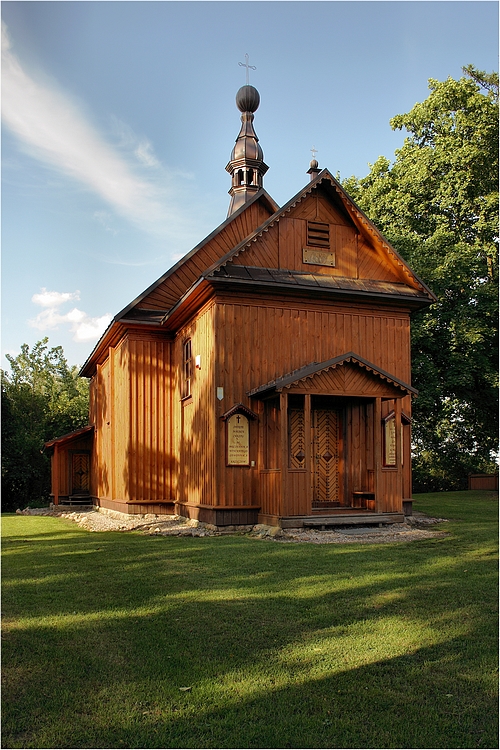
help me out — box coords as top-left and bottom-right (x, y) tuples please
(51, 436), (92, 498)
(129, 335), (171, 503)
(215, 297), (411, 514)
(91, 334), (173, 506)
(229, 190), (411, 287)
(216, 299), (411, 392)
(173, 304), (217, 510)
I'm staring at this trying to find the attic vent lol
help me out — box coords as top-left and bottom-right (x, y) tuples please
(307, 221), (330, 248)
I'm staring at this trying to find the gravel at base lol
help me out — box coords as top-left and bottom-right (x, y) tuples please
(15, 507), (449, 544)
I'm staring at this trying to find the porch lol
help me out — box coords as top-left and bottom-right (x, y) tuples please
(249, 352), (417, 523)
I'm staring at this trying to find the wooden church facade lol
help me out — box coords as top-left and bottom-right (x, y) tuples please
(47, 84), (435, 527)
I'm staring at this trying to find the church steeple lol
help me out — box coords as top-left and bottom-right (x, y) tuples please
(226, 84), (268, 216)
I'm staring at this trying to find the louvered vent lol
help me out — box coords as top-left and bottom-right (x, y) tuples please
(307, 221), (330, 248)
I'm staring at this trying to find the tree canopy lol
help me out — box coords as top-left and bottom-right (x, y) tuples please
(343, 67), (498, 490)
(1, 338), (89, 510)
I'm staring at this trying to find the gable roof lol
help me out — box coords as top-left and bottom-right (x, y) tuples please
(80, 168), (436, 377)
(115, 188), (278, 321)
(247, 352), (418, 398)
(80, 189), (278, 376)
(203, 169), (436, 302)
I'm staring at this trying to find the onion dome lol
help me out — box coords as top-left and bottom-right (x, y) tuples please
(307, 156), (321, 182)
(236, 85), (260, 113)
(226, 85), (268, 216)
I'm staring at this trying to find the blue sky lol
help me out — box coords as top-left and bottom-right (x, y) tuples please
(2, 0), (498, 369)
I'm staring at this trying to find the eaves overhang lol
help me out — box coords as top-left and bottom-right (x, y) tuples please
(206, 268), (432, 311)
(44, 425), (94, 452)
(79, 317), (169, 378)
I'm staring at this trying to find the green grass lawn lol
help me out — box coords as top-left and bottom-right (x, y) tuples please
(1, 491), (498, 749)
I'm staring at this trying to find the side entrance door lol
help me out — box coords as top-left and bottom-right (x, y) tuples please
(312, 408), (342, 509)
(71, 453), (90, 495)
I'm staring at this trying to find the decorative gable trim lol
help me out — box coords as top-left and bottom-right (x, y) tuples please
(221, 403), (259, 421)
(384, 410), (412, 425)
(204, 171), (436, 304)
(247, 352), (417, 398)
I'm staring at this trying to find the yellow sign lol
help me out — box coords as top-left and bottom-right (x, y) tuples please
(384, 417), (396, 466)
(227, 413), (250, 465)
(303, 248), (336, 267)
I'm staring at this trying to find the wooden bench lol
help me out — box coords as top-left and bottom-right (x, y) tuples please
(352, 491), (376, 511)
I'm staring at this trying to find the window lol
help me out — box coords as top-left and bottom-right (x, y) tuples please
(182, 339), (192, 398)
(307, 221), (330, 248)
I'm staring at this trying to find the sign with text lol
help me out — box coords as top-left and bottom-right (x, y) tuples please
(384, 417), (396, 466)
(227, 413), (250, 466)
(303, 248), (336, 267)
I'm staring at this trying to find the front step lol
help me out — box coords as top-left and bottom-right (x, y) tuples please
(312, 502), (343, 510)
(66, 495), (92, 506)
(281, 512), (405, 529)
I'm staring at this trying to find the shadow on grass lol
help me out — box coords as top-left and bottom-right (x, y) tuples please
(1, 494), (498, 749)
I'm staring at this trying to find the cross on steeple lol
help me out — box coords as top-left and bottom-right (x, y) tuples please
(311, 146), (318, 161)
(239, 53), (256, 85)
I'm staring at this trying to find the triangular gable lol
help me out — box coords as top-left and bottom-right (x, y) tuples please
(204, 171), (435, 302)
(116, 189), (278, 319)
(221, 403), (259, 421)
(247, 352), (417, 399)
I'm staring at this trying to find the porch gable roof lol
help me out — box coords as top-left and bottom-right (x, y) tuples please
(247, 352), (417, 398)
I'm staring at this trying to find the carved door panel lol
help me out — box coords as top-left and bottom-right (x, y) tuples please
(312, 409), (340, 507)
(71, 453), (90, 494)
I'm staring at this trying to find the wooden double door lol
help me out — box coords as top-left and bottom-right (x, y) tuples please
(312, 407), (343, 509)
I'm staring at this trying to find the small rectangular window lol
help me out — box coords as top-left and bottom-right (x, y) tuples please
(307, 221), (330, 248)
(182, 339), (192, 398)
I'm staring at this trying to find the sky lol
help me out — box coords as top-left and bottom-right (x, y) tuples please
(1, 0), (498, 371)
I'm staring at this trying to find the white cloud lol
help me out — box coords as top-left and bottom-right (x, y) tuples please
(71, 314), (112, 342)
(31, 288), (80, 308)
(29, 288), (112, 342)
(135, 139), (160, 168)
(1, 22), (176, 236)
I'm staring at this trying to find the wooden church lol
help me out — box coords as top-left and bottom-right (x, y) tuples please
(46, 83), (436, 528)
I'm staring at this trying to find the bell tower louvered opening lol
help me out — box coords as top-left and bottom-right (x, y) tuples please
(307, 221), (330, 249)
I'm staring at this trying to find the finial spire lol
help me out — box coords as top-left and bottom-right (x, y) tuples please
(226, 77), (268, 216)
(307, 146), (321, 181)
(238, 53), (256, 85)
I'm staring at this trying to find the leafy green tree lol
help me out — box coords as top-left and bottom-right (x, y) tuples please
(1, 338), (89, 510)
(343, 67), (498, 490)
